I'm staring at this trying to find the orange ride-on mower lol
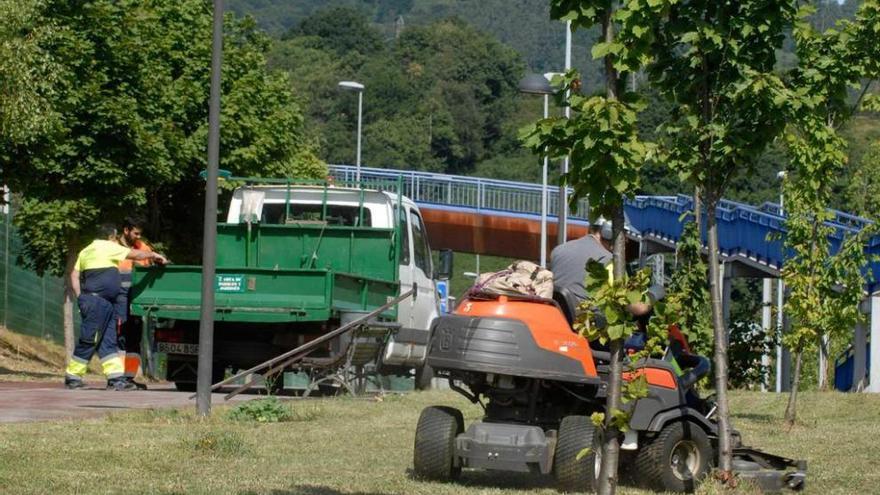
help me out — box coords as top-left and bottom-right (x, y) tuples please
(412, 292), (806, 493)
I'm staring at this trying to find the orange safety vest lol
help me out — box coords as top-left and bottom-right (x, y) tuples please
(118, 240), (153, 273)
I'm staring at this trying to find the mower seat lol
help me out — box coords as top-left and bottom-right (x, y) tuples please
(552, 286), (580, 327)
(552, 286), (611, 361)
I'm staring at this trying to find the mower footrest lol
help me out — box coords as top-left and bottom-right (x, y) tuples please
(733, 447), (807, 492)
(456, 422), (555, 474)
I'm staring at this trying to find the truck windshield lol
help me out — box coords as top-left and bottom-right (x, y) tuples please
(260, 204), (372, 227)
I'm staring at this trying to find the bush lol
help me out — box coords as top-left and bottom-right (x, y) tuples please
(228, 397), (292, 423)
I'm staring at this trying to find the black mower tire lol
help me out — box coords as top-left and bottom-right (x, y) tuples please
(415, 363), (434, 391)
(554, 415), (600, 493)
(633, 420), (712, 493)
(413, 406), (464, 481)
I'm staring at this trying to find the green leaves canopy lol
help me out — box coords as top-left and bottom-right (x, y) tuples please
(0, 0), (323, 273)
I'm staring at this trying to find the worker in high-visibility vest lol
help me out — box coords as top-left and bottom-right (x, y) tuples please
(115, 216), (154, 389)
(64, 223), (167, 390)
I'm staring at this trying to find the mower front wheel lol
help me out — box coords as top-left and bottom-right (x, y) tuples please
(634, 420), (712, 493)
(413, 406), (464, 481)
(554, 415), (601, 493)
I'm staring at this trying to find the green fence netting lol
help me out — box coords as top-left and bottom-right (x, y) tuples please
(0, 211), (68, 343)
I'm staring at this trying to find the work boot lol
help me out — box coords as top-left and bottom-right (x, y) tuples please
(107, 379), (137, 391)
(64, 378), (85, 390)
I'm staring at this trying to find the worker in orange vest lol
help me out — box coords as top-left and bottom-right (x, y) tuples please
(116, 216), (156, 389)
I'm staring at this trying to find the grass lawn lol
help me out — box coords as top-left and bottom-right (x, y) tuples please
(0, 388), (877, 494)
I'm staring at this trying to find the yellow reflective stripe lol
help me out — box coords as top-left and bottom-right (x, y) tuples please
(65, 359), (89, 378)
(101, 355), (125, 379)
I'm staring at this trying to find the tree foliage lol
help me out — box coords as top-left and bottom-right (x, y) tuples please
(626, 0), (796, 479)
(780, 0), (880, 423)
(0, 0), (61, 147)
(271, 13), (524, 175)
(664, 221), (712, 356)
(0, 0), (324, 273)
(522, 1), (661, 491)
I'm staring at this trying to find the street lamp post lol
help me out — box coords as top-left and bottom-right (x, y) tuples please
(338, 81), (365, 182)
(776, 170), (787, 393)
(559, 20), (572, 245)
(518, 73), (555, 266)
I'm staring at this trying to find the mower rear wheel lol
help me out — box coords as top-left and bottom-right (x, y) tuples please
(413, 406), (463, 481)
(414, 363), (434, 391)
(554, 415), (600, 493)
(634, 420), (711, 493)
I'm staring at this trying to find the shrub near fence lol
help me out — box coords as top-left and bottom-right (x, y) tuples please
(0, 212), (68, 343)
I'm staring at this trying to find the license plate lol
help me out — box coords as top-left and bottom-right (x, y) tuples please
(158, 342), (199, 355)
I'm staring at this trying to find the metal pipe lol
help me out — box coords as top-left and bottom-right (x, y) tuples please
(356, 90), (363, 182)
(762, 278), (772, 392)
(196, 0), (224, 416)
(776, 174), (785, 393)
(196, 287), (415, 400)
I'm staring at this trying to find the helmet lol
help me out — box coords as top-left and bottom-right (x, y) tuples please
(592, 214), (639, 241)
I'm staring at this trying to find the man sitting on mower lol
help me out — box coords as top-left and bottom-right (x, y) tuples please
(549, 215), (664, 338)
(551, 216), (710, 393)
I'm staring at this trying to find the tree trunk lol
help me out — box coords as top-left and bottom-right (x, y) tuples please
(63, 246), (78, 361)
(597, 8), (623, 495)
(598, 207), (627, 495)
(785, 346), (804, 426)
(818, 335), (829, 391)
(706, 196), (734, 477)
(693, 186), (702, 231)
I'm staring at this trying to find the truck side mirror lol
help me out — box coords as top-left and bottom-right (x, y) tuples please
(437, 249), (453, 280)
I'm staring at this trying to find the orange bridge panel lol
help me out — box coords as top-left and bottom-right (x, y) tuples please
(420, 207), (588, 260)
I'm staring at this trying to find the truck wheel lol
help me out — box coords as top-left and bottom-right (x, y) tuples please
(415, 363), (434, 390)
(554, 415), (600, 493)
(412, 406), (463, 481)
(633, 420), (711, 493)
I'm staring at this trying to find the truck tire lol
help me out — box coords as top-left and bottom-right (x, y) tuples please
(415, 363), (434, 390)
(413, 406), (463, 481)
(633, 420), (711, 493)
(554, 415), (600, 493)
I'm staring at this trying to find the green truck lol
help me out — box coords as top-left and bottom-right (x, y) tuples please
(130, 179), (447, 391)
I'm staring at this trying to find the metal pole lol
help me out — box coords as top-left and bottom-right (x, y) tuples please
(870, 295), (880, 392)
(761, 278), (772, 392)
(196, 0), (224, 416)
(356, 90), (363, 182)
(558, 20), (572, 246)
(540, 94), (549, 266)
(3, 192), (9, 328)
(776, 186), (784, 393)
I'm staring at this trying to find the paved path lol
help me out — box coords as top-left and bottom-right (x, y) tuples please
(0, 381), (256, 423)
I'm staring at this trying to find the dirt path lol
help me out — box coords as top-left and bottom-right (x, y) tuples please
(0, 381), (256, 423)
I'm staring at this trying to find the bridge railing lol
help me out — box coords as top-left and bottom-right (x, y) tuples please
(329, 164), (591, 220)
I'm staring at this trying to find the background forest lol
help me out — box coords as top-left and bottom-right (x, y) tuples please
(233, 0), (879, 213)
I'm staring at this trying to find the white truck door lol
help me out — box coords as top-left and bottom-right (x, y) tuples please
(396, 208), (415, 329)
(408, 209), (438, 329)
(383, 205), (438, 368)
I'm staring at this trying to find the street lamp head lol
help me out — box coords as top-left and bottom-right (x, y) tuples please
(338, 80), (364, 92)
(518, 73), (554, 95)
